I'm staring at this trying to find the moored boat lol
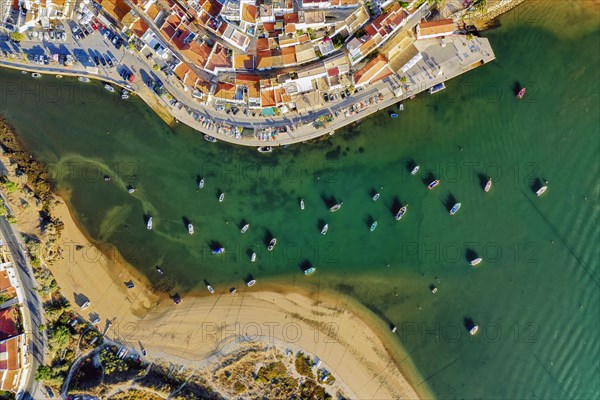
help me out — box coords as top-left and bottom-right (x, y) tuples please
(198, 178), (204, 189)
(21, 70), (28, 74)
(300, 198), (305, 210)
(330, 202), (343, 212)
(370, 221), (378, 232)
(267, 238), (277, 251)
(398, 103), (404, 111)
(304, 267), (316, 276)
(516, 87), (526, 99)
(212, 247), (225, 254)
(31, 73), (41, 78)
(250, 252), (256, 262)
(128, 187), (135, 194)
(536, 185), (548, 196)
(230, 288), (237, 295)
(484, 178), (492, 193)
(204, 135), (217, 143)
(470, 257), (482, 266)
(188, 223), (194, 235)
(104, 83), (115, 92)
(320, 224), (328, 235)
(390, 113), (398, 119)
(156, 266), (164, 275)
(78, 76), (90, 83)
(450, 203), (461, 215)
(427, 180), (440, 190)
(121, 94), (129, 100)
(246, 279), (256, 287)
(147, 217), (153, 230)
(257, 146), (273, 153)
(219, 192), (225, 202)
(372, 193), (380, 201)
(391, 326), (397, 333)
(411, 166), (420, 175)
(395, 205), (407, 221)
(240, 224), (250, 234)
(469, 325), (479, 336)
(431, 286), (438, 294)
(56, 74), (63, 79)
(207, 285), (214, 294)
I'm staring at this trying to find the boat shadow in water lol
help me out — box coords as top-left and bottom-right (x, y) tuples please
(512, 81), (523, 96)
(465, 249), (478, 262)
(444, 194), (457, 212)
(208, 240), (223, 251)
(299, 259), (312, 273)
(406, 159), (417, 173)
(244, 274), (255, 284)
(389, 196), (403, 217)
(365, 215), (375, 229)
(464, 317), (476, 333)
(143, 214), (151, 225)
(182, 216), (191, 229)
(263, 230), (274, 246)
(422, 172), (436, 187)
(531, 178), (547, 193)
(478, 173), (489, 191)
(203, 279), (211, 286)
(317, 218), (326, 232)
(320, 194), (338, 208)
(239, 219), (248, 230)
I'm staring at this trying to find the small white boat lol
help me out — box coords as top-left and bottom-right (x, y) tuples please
(56, 74), (63, 79)
(219, 193), (225, 202)
(250, 252), (256, 262)
(470, 257), (482, 266)
(300, 198), (305, 210)
(484, 178), (492, 193)
(204, 135), (217, 143)
(230, 288), (237, 295)
(188, 223), (194, 235)
(469, 325), (479, 336)
(121, 94), (129, 100)
(536, 185), (548, 196)
(78, 76), (90, 83)
(431, 286), (438, 294)
(240, 224), (250, 234)
(104, 83), (115, 92)
(450, 203), (461, 215)
(304, 267), (316, 275)
(398, 103), (404, 111)
(372, 193), (380, 201)
(320, 224), (329, 235)
(128, 188), (135, 194)
(21, 70), (28, 74)
(147, 217), (153, 230)
(391, 326), (397, 333)
(246, 279), (256, 287)
(156, 266), (164, 275)
(207, 285), (214, 294)
(395, 205), (407, 221)
(31, 73), (41, 78)
(330, 202), (343, 213)
(267, 238), (277, 251)
(411, 166), (420, 175)
(370, 221), (378, 232)
(257, 146), (273, 153)
(198, 178), (204, 189)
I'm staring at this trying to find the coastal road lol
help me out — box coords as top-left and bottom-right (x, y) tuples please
(0, 196), (47, 400)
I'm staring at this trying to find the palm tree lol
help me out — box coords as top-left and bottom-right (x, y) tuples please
(400, 76), (407, 84)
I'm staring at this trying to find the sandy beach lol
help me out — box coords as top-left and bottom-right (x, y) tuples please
(30, 195), (425, 399)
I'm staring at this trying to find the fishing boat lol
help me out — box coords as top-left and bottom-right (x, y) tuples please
(146, 217), (153, 230)
(56, 74), (63, 79)
(411, 166), (420, 175)
(204, 135), (217, 143)
(207, 285), (214, 294)
(469, 325), (479, 336)
(156, 266), (164, 275)
(121, 93), (129, 100)
(240, 224), (250, 234)
(219, 193), (225, 202)
(212, 247), (225, 254)
(198, 178), (204, 189)
(128, 188), (135, 194)
(320, 224), (328, 235)
(395, 205), (407, 221)
(330, 202), (343, 212)
(450, 203), (461, 215)
(390, 113), (399, 119)
(370, 221), (378, 232)
(536, 185), (548, 196)
(104, 83), (115, 92)
(470, 257), (482, 266)
(431, 286), (438, 294)
(230, 288), (237, 295)
(31, 73), (41, 78)
(267, 238), (277, 251)
(372, 193), (380, 201)
(391, 326), (397, 333)
(21, 70), (28, 74)
(257, 146), (273, 153)
(300, 198), (305, 210)
(398, 103), (404, 111)
(516, 87), (526, 99)
(78, 76), (90, 83)
(484, 178), (492, 193)
(246, 279), (256, 287)
(188, 223), (194, 235)
(250, 252), (256, 262)
(304, 267), (316, 276)
(427, 180), (440, 190)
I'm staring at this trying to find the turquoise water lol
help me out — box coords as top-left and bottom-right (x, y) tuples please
(1, 1), (598, 398)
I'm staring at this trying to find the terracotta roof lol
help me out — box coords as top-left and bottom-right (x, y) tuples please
(354, 53), (392, 86)
(202, 0), (222, 17)
(100, 0), (131, 22)
(181, 40), (212, 66)
(173, 62), (190, 80)
(261, 90), (276, 107)
(274, 87), (291, 104)
(214, 82), (236, 100)
(283, 12), (298, 24)
(256, 38), (270, 51)
(130, 18), (149, 38)
(418, 19), (456, 36)
(205, 44), (232, 71)
(0, 272), (13, 293)
(241, 3), (257, 23)
(236, 74), (260, 99)
(257, 51), (273, 69)
(281, 46), (296, 65)
(233, 54), (255, 69)
(0, 309), (18, 340)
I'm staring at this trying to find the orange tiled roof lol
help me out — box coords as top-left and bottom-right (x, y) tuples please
(202, 0), (222, 17)
(354, 53), (392, 86)
(130, 18), (149, 38)
(100, 0), (131, 22)
(275, 87), (291, 104)
(214, 82), (236, 100)
(281, 46), (296, 65)
(241, 3), (257, 23)
(0, 308), (18, 340)
(256, 38), (270, 51)
(234, 54), (255, 69)
(0, 271), (12, 292)
(261, 90), (276, 107)
(173, 62), (190, 80)
(146, 3), (161, 20)
(283, 12), (298, 24)
(257, 51), (273, 69)
(181, 41), (212, 67)
(418, 19), (455, 36)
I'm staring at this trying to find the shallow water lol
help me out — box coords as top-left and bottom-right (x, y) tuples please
(1, 1), (598, 397)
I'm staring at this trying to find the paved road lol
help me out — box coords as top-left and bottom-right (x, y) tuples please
(0, 210), (46, 400)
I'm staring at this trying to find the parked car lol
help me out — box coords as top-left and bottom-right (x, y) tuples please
(103, 30), (112, 39)
(99, 56), (106, 66)
(93, 56), (99, 66)
(49, 30), (54, 40)
(106, 57), (113, 67)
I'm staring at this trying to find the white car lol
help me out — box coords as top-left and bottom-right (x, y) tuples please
(43, 31), (50, 40)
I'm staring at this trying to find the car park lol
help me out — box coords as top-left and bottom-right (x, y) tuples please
(93, 56), (100, 66)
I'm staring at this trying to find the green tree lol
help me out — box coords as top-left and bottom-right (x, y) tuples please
(466, 33), (474, 40)
(10, 32), (24, 42)
(152, 63), (161, 71)
(400, 76), (407, 84)
(35, 365), (52, 381)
